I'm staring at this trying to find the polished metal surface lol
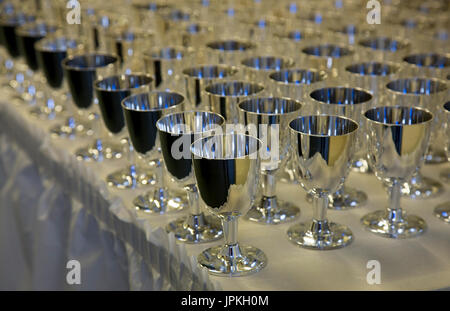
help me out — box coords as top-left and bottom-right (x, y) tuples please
(204, 80), (264, 124)
(122, 91), (187, 214)
(403, 53), (450, 79)
(157, 111), (225, 243)
(385, 77), (448, 197)
(192, 133), (266, 276)
(362, 106), (433, 238)
(238, 97), (302, 224)
(95, 73), (155, 189)
(309, 86), (372, 209)
(288, 115), (358, 249)
(183, 64), (238, 109)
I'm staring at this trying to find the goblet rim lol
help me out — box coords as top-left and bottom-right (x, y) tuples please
(62, 52), (119, 72)
(182, 64), (238, 80)
(309, 86), (374, 105)
(15, 21), (58, 38)
(94, 73), (154, 93)
(402, 52), (450, 68)
(363, 105), (434, 127)
(301, 43), (355, 58)
(205, 39), (256, 52)
(204, 80), (265, 98)
(344, 61), (402, 77)
(121, 90), (185, 113)
(156, 110), (226, 135)
(107, 27), (155, 42)
(183, 21), (214, 34)
(358, 36), (411, 51)
(385, 77), (449, 95)
(0, 13), (35, 27)
(131, 1), (172, 11)
(143, 45), (193, 61)
(273, 27), (322, 42)
(238, 96), (303, 117)
(34, 36), (78, 53)
(268, 68), (328, 85)
(289, 114), (359, 137)
(240, 55), (295, 71)
(190, 133), (263, 160)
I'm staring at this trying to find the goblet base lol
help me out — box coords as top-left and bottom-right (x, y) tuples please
(106, 165), (156, 189)
(166, 213), (223, 243)
(351, 159), (372, 174)
(361, 209), (427, 238)
(287, 220), (353, 250)
(29, 104), (65, 120)
(197, 243), (267, 277)
(134, 187), (188, 214)
(75, 139), (124, 162)
(440, 168), (450, 183)
(50, 116), (94, 139)
(434, 202), (450, 223)
(245, 196), (300, 224)
(400, 176), (443, 199)
(305, 186), (367, 210)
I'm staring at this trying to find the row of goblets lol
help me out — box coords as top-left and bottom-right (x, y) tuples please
(0, 1), (449, 276)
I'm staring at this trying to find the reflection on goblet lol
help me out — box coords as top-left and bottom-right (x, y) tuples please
(192, 133), (266, 276)
(362, 106), (433, 238)
(122, 91), (187, 214)
(157, 111), (225, 243)
(288, 115), (358, 249)
(385, 77), (448, 198)
(182, 64), (238, 109)
(238, 97), (302, 224)
(95, 74), (156, 189)
(309, 87), (372, 210)
(204, 80), (264, 124)
(434, 101), (450, 223)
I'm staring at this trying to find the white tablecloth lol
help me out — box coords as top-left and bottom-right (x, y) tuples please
(0, 90), (449, 291)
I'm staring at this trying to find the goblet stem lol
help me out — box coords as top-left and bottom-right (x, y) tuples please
(387, 180), (403, 222)
(261, 168), (276, 197)
(186, 184), (201, 215)
(222, 215), (238, 246)
(313, 195), (328, 222)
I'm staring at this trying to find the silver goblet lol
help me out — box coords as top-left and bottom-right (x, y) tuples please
(300, 43), (355, 78)
(358, 36), (411, 62)
(156, 111), (225, 243)
(205, 40), (256, 65)
(192, 133), (266, 276)
(385, 77), (448, 198)
(403, 53), (450, 80)
(240, 56), (294, 85)
(122, 91), (187, 214)
(288, 115), (359, 249)
(238, 97), (302, 224)
(434, 101), (450, 223)
(182, 64), (238, 109)
(94, 74), (156, 189)
(62, 53), (123, 161)
(362, 106), (433, 238)
(309, 87), (373, 210)
(204, 80), (264, 124)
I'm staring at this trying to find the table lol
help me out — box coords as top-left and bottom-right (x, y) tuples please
(0, 89), (449, 290)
